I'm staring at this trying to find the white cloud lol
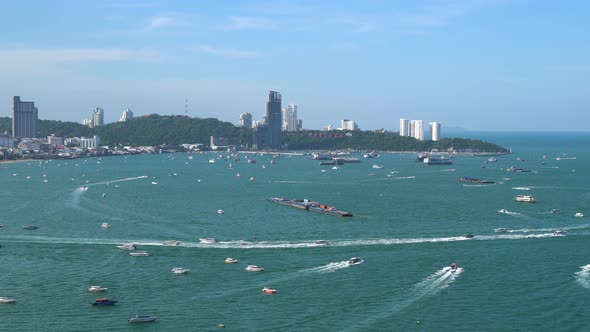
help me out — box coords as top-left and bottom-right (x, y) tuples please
(142, 16), (176, 32)
(224, 16), (277, 30)
(192, 45), (260, 58)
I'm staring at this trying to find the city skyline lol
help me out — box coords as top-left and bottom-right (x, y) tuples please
(1, 1), (589, 131)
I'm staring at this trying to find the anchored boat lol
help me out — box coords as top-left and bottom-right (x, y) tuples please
(266, 198), (353, 217)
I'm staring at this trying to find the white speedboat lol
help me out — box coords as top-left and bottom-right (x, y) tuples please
(515, 195), (536, 203)
(575, 212), (584, 218)
(80, 186), (88, 191)
(163, 240), (181, 246)
(494, 228), (508, 233)
(224, 258), (239, 264)
(372, 164), (384, 169)
(553, 230), (567, 236)
(262, 287), (277, 294)
(88, 286), (108, 292)
(130, 251), (149, 257)
(498, 209), (509, 214)
(129, 315), (158, 323)
(217, 209), (224, 214)
(199, 238), (217, 244)
(245, 265), (264, 272)
(0, 297), (16, 303)
(101, 223), (110, 229)
(171, 267), (191, 274)
(347, 257), (364, 266)
(116, 243), (136, 250)
(315, 240), (330, 246)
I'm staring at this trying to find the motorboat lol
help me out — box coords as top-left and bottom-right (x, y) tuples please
(101, 223), (110, 229)
(151, 181), (158, 185)
(171, 267), (191, 274)
(498, 209), (509, 214)
(80, 186), (88, 191)
(130, 251), (149, 257)
(217, 209), (224, 214)
(129, 315), (159, 323)
(199, 238), (217, 244)
(88, 286), (108, 292)
(464, 234), (476, 239)
(553, 230), (567, 236)
(372, 164), (384, 169)
(162, 240), (181, 246)
(347, 257), (364, 266)
(515, 195), (536, 203)
(0, 297), (16, 303)
(249, 177), (256, 181)
(494, 228), (508, 233)
(116, 243), (136, 250)
(224, 258), (239, 264)
(450, 262), (457, 271)
(575, 212), (584, 218)
(315, 240), (330, 246)
(262, 287), (277, 294)
(92, 298), (117, 305)
(22, 225), (38, 230)
(245, 265), (264, 272)
(208, 158), (216, 163)
(550, 209), (561, 214)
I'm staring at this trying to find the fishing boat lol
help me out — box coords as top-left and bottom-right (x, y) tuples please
(266, 198), (353, 217)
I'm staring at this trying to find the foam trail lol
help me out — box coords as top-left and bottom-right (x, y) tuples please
(81, 175), (148, 187)
(575, 264), (590, 289)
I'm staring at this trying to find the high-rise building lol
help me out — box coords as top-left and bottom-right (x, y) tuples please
(341, 119), (358, 131)
(12, 96), (39, 138)
(239, 112), (253, 128)
(399, 118), (410, 137)
(282, 104), (299, 131)
(265, 91), (282, 149)
(253, 124), (269, 150)
(120, 108), (134, 122)
(92, 108), (104, 127)
(410, 120), (424, 141)
(429, 122), (441, 141)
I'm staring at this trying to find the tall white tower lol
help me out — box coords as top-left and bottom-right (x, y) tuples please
(282, 104), (299, 131)
(410, 120), (424, 141)
(400, 118), (410, 136)
(429, 122), (441, 141)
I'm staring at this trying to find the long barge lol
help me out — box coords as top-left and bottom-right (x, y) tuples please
(266, 198), (353, 217)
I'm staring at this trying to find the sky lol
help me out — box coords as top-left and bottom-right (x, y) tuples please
(1, 0), (589, 131)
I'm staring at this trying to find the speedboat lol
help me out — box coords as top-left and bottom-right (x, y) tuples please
(88, 286), (108, 292)
(0, 297), (16, 303)
(498, 209), (509, 214)
(129, 315), (159, 323)
(130, 251), (149, 257)
(464, 234), (476, 239)
(315, 240), (330, 246)
(171, 267), (191, 274)
(116, 243), (136, 250)
(575, 212), (584, 218)
(550, 209), (561, 214)
(494, 228), (508, 233)
(347, 257), (364, 266)
(515, 195), (536, 203)
(80, 186), (88, 191)
(245, 265), (264, 272)
(101, 223), (110, 229)
(92, 298), (117, 305)
(199, 238), (217, 244)
(372, 164), (384, 169)
(450, 262), (457, 271)
(553, 230), (567, 236)
(217, 209), (224, 214)
(22, 225), (38, 230)
(262, 287), (277, 294)
(224, 258), (239, 264)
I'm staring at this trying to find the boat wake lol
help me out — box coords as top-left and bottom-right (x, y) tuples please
(575, 264), (590, 289)
(80, 175), (149, 188)
(302, 260), (350, 274)
(439, 169), (456, 172)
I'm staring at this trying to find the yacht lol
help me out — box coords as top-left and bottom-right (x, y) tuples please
(245, 265), (264, 272)
(88, 286), (108, 292)
(515, 195), (536, 203)
(199, 238), (217, 244)
(347, 257), (364, 266)
(0, 297), (16, 304)
(171, 267), (191, 274)
(224, 258), (239, 264)
(101, 223), (110, 229)
(130, 251), (149, 257)
(129, 315), (159, 323)
(116, 243), (136, 250)
(262, 287), (277, 294)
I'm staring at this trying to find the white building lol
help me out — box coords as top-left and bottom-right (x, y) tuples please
(0, 134), (14, 147)
(80, 135), (100, 149)
(239, 112), (253, 128)
(399, 118), (411, 137)
(429, 122), (441, 141)
(410, 120), (424, 141)
(47, 135), (64, 146)
(92, 108), (104, 127)
(282, 104), (300, 131)
(340, 119), (358, 131)
(120, 108), (134, 122)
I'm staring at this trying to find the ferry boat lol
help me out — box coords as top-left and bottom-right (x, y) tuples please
(460, 177), (495, 184)
(515, 195), (536, 203)
(266, 198), (353, 217)
(423, 153), (453, 165)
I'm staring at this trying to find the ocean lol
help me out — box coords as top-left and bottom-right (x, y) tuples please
(1, 132), (589, 331)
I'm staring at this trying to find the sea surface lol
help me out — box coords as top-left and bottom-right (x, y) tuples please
(1, 132), (590, 331)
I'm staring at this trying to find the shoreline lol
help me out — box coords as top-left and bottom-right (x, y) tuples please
(0, 159), (36, 164)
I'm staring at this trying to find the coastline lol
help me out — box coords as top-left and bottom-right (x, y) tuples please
(0, 159), (36, 165)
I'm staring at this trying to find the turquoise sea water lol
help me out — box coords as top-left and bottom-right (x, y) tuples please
(1, 132), (590, 331)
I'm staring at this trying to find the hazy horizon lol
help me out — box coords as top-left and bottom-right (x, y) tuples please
(1, 1), (588, 131)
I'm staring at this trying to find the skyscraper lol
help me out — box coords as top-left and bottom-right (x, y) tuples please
(265, 91), (282, 149)
(239, 112), (253, 128)
(341, 119), (358, 130)
(12, 96), (38, 138)
(429, 122), (441, 141)
(92, 108), (104, 127)
(399, 118), (410, 137)
(120, 108), (134, 122)
(282, 104), (299, 131)
(410, 120), (424, 141)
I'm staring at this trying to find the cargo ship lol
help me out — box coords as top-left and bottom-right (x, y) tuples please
(266, 198), (353, 217)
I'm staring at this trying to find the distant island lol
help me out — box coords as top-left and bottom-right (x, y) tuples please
(0, 115), (508, 153)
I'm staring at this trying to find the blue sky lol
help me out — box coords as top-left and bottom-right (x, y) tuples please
(1, 0), (588, 131)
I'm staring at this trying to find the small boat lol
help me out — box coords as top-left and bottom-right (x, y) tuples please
(494, 228), (508, 233)
(116, 243), (136, 250)
(515, 195), (536, 203)
(347, 257), (364, 266)
(130, 251), (149, 257)
(88, 286), (108, 292)
(262, 287), (277, 294)
(550, 209), (561, 214)
(575, 212), (584, 218)
(101, 223), (110, 229)
(372, 164), (384, 169)
(224, 258), (239, 264)
(217, 209), (224, 214)
(129, 315), (159, 323)
(208, 158), (216, 163)
(151, 181), (158, 185)
(464, 234), (476, 239)
(22, 225), (38, 230)
(199, 238), (217, 244)
(0, 297), (16, 304)
(92, 298), (117, 305)
(245, 265), (264, 272)
(450, 262), (457, 271)
(80, 186), (88, 191)
(315, 240), (330, 246)
(171, 267), (191, 274)
(162, 240), (181, 246)
(553, 230), (567, 236)
(249, 177), (256, 181)
(498, 209), (509, 214)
